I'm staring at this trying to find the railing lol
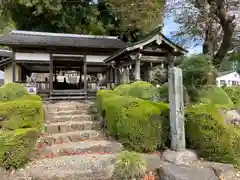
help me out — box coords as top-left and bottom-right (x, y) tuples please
(87, 81), (116, 91)
(15, 80), (116, 93)
(15, 81), (50, 93)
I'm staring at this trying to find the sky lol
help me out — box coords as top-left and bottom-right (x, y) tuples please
(162, 17), (202, 54)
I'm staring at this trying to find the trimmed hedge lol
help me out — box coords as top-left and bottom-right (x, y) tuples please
(0, 83), (28, 101)
(21, 94), (42, 101)
(199, 86), (233, 106)
(157, 83), (190, 105)
(0, 128), (39, 170)
(0, 99), (44, 131)
(185, 104), (240, 166)
(0, 92), (44, 170)
(223, 86), (240, 104)
(114, 81), (158, 101)
(97, 90), (169, 152)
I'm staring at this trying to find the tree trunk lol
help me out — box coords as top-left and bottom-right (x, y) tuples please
(208, 0), (236, 67)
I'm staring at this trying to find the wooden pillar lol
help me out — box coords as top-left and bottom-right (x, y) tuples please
(143, 63), (150, 82)
(12, 52), (16, 82)
(143, 62), (152, 82)
(54, 65), (57, 83)
(167, 53), (174, 68)
(112, 68), (115, 83)
(135, 53), (141, 81)
(83, 55), (87, 98)
(49, 54), (53, 95)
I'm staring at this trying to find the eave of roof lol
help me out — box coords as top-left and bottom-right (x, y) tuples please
(0, 49), (12, 58)
(104, 26), (188, 64)
(217, 70), (236, 77)
(0, 30), (127, 49)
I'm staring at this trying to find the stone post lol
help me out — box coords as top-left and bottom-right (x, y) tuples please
(120, 67), (129, 84)
(135, 53), (141, 81)
(168, 67), (185, 151)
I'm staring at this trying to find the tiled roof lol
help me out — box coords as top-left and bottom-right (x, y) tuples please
(0, 30), (126, 49)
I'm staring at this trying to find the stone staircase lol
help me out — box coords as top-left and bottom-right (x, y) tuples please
(14, 101), (122, 180)
(36, 101), (122, 159)
(1, 101), (161, 180)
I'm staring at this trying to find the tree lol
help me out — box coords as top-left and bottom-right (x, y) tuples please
(104, 0), (165, 41)
(0, 0), (165, 42)
(166, 0), (238, 67)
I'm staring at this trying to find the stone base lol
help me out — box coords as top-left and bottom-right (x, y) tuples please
(158, 163), (219, 180)
(162, 149), (198, 165)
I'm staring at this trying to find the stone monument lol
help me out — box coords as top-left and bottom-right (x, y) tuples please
(162, 67), (197, 165)
(26, 73), (37, 94)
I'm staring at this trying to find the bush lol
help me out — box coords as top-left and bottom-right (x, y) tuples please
(185, 104), (240, 166)
(114, 81), (158, 101)
(113, 151), (147, 180)
(114, 84), (132, 96)
(21, 94), (42, 101)
(157, 83), (190, 105)
(0, 83), (28, 101)
(0, 128), (39, 170)
(223, 86), (240, 104)
(0, 99), (44, 131)
(97, 90), (169, 152)
(199, 86), (233, 106)
(179, 55), (217, 102)
(179, 54), (216, 88)
(0, 96), (43, 170)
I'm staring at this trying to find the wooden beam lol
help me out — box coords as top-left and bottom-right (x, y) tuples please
(135, 52), (141, 81)
(167, 53), (174, 68)
(83, 55), (87, 99)
(49, 53), (53, 95)
(12, 52), (16, 82)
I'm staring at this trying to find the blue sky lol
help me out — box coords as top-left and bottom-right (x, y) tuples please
(162, 17), (202, 54)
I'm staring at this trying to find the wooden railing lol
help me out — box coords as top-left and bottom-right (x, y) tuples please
(15, 81), (50, 93)
(15, 80), (116, 93)
(87, 81), (116, 90)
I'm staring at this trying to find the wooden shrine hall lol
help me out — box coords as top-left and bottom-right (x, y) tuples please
(0, 27), (187, 100)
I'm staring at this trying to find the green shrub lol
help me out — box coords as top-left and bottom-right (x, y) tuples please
(113, 151), (147, 180)
(235, 100), (240, 109)
(199, 85), (233, 106)
(0, 83), (28, 101)
(114, 81), (158, 101)
(0, 99), (44, 131)
(157, 83), (190, 105)
(0, 128), (39, 169)
(223, 86), (240, 104)
(185, 104), (240, 166)
(179, 55), (217, 102)
(179, 54), (216, 88)
(21, 94), (42, 101)
(97, 90), (169, 152)
(114, 84), (132, 96)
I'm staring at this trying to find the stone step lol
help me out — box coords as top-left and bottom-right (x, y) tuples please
(48, 109), (94, 116)
(46, 114), (98, 123)
(11, 154), (163, 180)
(36, 140), (123, 158)
(17, 154), (116, 180)
(46, 102), (92, 112)
(37, 130), (103, 147)
(45, 121), (102, 134)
